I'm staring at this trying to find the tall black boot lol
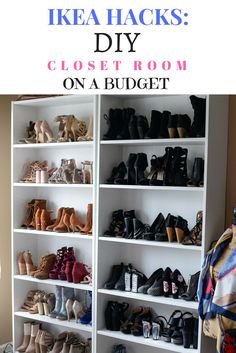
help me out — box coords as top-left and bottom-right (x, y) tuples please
(137, 116), (149, 139)
(145, 110), (162, 138)
(163, 147), (174, 185)
(126, 153), (137, 184)
(103, 108), (123, 140)
(189, 95), (206, 137)
(172, 147), (188, 186)
(117, 108), (135, 139)
(134, 153), (148, 185)
(159, 111), (170, 138)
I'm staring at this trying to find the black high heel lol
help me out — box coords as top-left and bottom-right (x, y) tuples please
(167, 114), (178, 138)
(171, 269), (187, 299)
(106, 162), (127, 184)
(175, 216), (189, 243)
(133, 218), (148, 240)
(181, 312), (194, 348)
(126, 153), (137, 185)
(159, 111), (170, 138)
(162, 267), (172, 297)
(145, 110), (162, 139)
(177, 114), (191, 138)
(181, 271), (200, 301)
(165, 213), (177, 242)
(161, 310), (182, 342)
(143, 212), (165, 241)
(188, 157), (204, 187)
(137, 115), (149, 139)
(134, 153), (148, 185)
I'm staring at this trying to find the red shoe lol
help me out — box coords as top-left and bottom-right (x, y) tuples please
(72, 262), (89, 283)
(58, 247), (76, 280)
(49, 247), (67, 279)
(65, 260), (75, 282)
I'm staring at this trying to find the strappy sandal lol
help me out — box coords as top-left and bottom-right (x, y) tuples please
(161, 310), (182, 342)
(182, 211), (202, 246)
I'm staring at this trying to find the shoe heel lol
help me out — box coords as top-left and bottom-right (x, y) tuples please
(177, 127), (187, 138)
(37, 302), (44, 315)
(168, 127), (177, 138)
(166, 227), (175, 242)
(43, 303), (49, 316)
(175, 228), (185, 243)
(183, 333), (191, 349)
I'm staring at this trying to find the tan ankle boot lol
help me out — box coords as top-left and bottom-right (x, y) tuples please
(41, 209), (52, 231)
(28, 200), (47, 229)
(16, 322), (31, 352)
(46, 207), (64, 231)
(53, 208), (74, 232)
(69, 213), (84, 232)
(80, 204), (93, 234)
(32, 254), (56, 279)
(34, 330), (43, 353)
(50, 332), (67, 353)
(25, 323), (40, 353)
(23, 250), (37, 275)
(17, 252), (27, 275)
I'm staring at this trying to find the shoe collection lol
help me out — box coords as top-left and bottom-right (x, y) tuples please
(17, 247), (92, 284)
(21, 200), (93, 234)
(104, 263), (200, 301)
(20, 290), (55, 316)
(103, 95), (206, 140)
(16, 323), (91, 353)
(106, 149), (204, 187)
(20, 159), (93, 184)
(18, 115), (93, 144)
(105, 302), (199, 349)
(104, 209), (202, 246)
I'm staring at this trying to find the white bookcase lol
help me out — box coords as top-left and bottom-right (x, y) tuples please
(12, 95), (229, 353)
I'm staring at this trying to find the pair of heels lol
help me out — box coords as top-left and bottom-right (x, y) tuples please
(55, 115), (92, 142)
(34, 120), (55, 143)
(65, 299), (85, 322)
(48, 159), (93, 184)
(20, 161), (49, 183)
(17, 250), (37, 275)
(165, 214), (189, 243)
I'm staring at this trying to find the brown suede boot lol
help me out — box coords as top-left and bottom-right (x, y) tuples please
(28, 200), (47, 229)
(16, 322), (31, 352)
(69, 213), (84, 232)
(25, 323), (40, 353)
(31, 254), (56, 279)
(21, 199), (37, 228)
(80, 203), (93, 234)
(41, 209), (53, 231)
(35, 208), (42, 230)
(46, 207), (64, 231)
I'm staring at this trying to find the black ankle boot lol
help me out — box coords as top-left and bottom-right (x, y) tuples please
(149, 156), (165, 186)
(159, 111), (170, 138)
(137, 115), (149, 139)
(188, 157), (204, 186)
(103, 108), (123, 140)
(126, 153), (137, 185)
(181, 313), (194, 348)
(162, 267), (172, 297)
(104, 263), (124, 289)
(167, 114), (178, 138)
(123, 210), (136, 238)
(172, 147), (188, 186)
(106, 162), (127, 184)
(115, 265), (130, 291)
(134, 153), (148, 184)
(104, 209), (125, 237)
(128, 115), (139, 139)
(177, 114), (191, 138)
(171, 269), (187, 299)
(145, 110), (162, 139)
(117, 108), (135, 140)
(181, 271), (200, 301)
(163, 147), (174, 186)
(189, 95), (206, 137)
(133, 218), (147, 239)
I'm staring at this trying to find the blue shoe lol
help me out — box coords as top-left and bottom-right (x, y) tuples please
(80, 304), (92, 325)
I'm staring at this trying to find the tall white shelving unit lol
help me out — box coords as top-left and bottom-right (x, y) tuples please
(12, 95), (229, 353)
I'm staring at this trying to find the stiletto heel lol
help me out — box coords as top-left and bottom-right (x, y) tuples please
(72, 300), (84, 323)
(66, 298), (74, 321)
(41, 120), (55, 142)
(34, 120), (43, 143)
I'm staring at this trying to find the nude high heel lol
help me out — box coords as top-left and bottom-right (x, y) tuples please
(41, 120), (55, 142)
(66, 298), (74, 321)
(17, 251), (27, 275)
(23, 250), (37, 275)
(72, 300), (84, 323)
(34, 120), (43, 143)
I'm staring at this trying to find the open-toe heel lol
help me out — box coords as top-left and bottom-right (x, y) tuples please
(161, 310), (182, 342)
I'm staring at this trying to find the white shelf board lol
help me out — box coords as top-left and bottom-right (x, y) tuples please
(97, 329), (198, 353)
(13, 95), (93, 106)
(100, 184), (204, 191)
(98, 289), (198, 310)
(101, 137), (205, 147)
(13, 141), (93, 149)
(13, 228), (93, 240)
(15, 311), (92, 332)
(14, 275), (93, 291)
(99, 236), (201, 251)
(13, 183), (93, 188)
